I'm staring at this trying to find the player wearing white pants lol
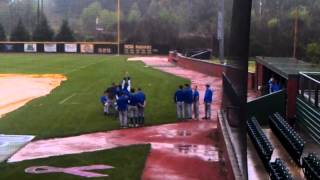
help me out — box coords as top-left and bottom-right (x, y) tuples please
(184, 103), (192, 119)
(117, 93), (129, 128)
(137, 88), (146, 126)
(100, 92), (108, 115)
(184, 84), (193, 120)
(174, 85), (185, 120)
(176, 101), (184, 120)
(122, 73), (131, 92)
(128, 88), (139, 127)
(193, 86), (200, 120)
(118, 110), (128, 127)
(203, 84), (213, 120)
(204, 103), (211, 120)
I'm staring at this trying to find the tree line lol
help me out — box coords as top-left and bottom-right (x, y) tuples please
(0, 0), (319, 63)
(0, 15), (74, 42)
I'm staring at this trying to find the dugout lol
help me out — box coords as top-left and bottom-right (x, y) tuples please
(255, 56), (320, 122)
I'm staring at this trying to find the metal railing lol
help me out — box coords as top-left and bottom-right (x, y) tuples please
(299, 72), (320, 108)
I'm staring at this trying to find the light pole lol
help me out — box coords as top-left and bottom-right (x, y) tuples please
(293, 7), (299, 58)
(117, 0), (121, 56)
(217, 0), (225, 64)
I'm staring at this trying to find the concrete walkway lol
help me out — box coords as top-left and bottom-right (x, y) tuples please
(9, 57), (225, 180)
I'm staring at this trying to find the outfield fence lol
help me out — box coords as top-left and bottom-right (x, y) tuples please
(0, 42), (169, 55)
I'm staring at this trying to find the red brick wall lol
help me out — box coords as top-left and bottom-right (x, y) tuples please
(168, 52), (255, 89)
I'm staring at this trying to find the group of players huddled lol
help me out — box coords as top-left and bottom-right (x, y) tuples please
(100, 72), (146, 128)
(101, 72), (213, 128)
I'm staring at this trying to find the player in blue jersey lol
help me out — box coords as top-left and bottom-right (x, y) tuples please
(116, 92), (129, 128)
(193, 86), (200, 120)
(174, 85), (185, 120)
(128, 88), (139, 127)
(136, 88), (146, 126)
(203, 84), (213, 120)
(100, 91), (108, 115)
(184, 84), (193, 120)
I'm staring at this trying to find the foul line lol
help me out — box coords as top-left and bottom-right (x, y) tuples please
(65, 61), (103, 74)
(59, 93), (77, 105)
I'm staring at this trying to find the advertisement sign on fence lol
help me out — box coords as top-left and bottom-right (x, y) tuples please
(3, 44), (14, 52)
(124, 44), (152, 55)
(80, 44), (94, 53)
(44, 43), (57, 52)
(65, 44), (77, 53)
(24, 44), (37, 52)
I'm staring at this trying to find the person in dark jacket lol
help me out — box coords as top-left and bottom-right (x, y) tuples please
(105, 82), (117, 115)
(174, 85), (185, 120)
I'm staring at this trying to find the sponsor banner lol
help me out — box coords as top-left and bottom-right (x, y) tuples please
(3, 44), (15, 52)
(80, 44), (94, 53)
(65, 43), (77, 53)
(124, 44), (135, 54)
(94, 44), (116, 54)
(24, 43), (37, 52)
(135, 45), (152, 55)
(124, 44), (152, 55)
(44, 43), (57, 52)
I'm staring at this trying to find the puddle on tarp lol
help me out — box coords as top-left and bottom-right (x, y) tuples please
(0, 74), (66, 118)
(0, 135), (35, 163)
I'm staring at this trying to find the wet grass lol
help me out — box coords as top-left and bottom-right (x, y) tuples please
(0, 54), (188, 139)
(211, 57), (256, 73)
(0, 144), (150, 180)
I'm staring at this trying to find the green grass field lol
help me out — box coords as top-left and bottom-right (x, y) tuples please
(0, 54), (187, 179)
(0, 145), (150, 180)
(0, 54), (188, 139)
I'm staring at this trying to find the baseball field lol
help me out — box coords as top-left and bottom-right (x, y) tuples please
(0, 54), (188, 179)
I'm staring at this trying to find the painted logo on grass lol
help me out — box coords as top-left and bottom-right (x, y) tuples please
(25, 165), (114, 178)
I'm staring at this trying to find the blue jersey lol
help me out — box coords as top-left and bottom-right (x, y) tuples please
(271, 83), (281, 92)
(184, 87), (193, 104)
(193, 90), (199, 102)
(122, 88), (130, 96)
(100, 96), (107, 105)
(116, 88), (122, 97)
(128, 93), (139, 106)
(117, 96), (128, 111)
(174, 89), (184, 102)
(204, 88), (213, 103)
(136, 92), (146, 104)
(268, 79), (273, 93)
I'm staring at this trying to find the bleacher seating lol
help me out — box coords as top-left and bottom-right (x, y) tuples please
(269, 158), (294, 180)
(269, 112), (305, 165)
(302, 153), (320, 180)
(247, 117), (274, 169)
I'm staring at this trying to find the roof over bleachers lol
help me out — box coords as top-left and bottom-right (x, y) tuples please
(256, 56), (320, 79)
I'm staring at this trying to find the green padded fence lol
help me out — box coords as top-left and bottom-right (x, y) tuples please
(296, 96), (320, 144)
(247, 90), (286, 126)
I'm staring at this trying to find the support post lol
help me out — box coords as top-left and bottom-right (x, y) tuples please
(117, 0), (121, 56)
